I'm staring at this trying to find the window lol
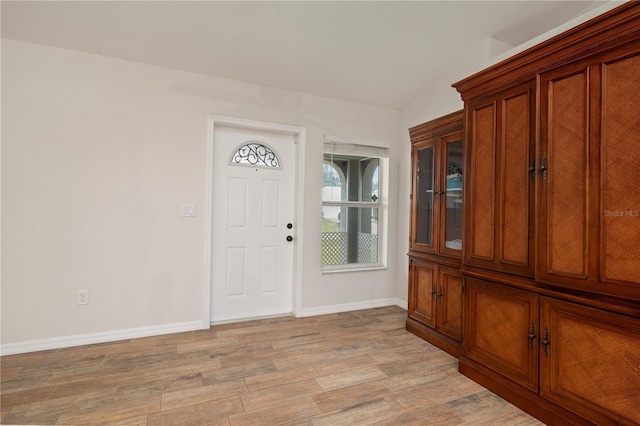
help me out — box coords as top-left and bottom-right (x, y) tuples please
(322, 140), (388, 271)
(230, 142), (280, 168)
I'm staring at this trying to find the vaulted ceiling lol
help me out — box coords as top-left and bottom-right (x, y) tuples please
(1, 1), (611, 109)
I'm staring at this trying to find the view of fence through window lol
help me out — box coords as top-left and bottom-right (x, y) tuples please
(322, 153), (380, 267)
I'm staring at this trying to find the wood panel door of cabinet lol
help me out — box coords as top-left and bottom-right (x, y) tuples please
(463, 277), (539, 392)
(540, 297), (640, 425)
(539, 46), (640, 300)
(599, 48), (640, 293)
(436, 266), (463, 341)
(408, 259), (436, 328)
(538, 61), (593, 288)
(464, 82), (536, 278)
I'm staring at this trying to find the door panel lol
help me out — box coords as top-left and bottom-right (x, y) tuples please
(500, 89), (534, 271)
(540, 297), (640, 425)
(408, 259), (436, 328)
(542, 67), (589, 280)
(259, 246), (279, 293)
(228, 178), (248, 228)
(464, 277), (539, 392)
(261, 180), (280, 228)
(601, 52), (640, 285)
(467, 103), (496, 261)
(437, 266), (462, 340)
(226, 248), (246, 296)
(212, 126), (295, 322)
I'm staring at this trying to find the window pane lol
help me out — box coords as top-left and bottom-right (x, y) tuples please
(322, 162), (344, 202)
(231, 142), (280, 168)
(323, 154), (379, 203)
(416, 146), (434, 245)
(359, 159), (379, 202)
(445, 140), (463, 250)
(321, 207), (378, 266)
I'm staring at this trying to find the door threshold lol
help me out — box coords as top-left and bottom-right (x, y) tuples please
(210, 312), (294, 326)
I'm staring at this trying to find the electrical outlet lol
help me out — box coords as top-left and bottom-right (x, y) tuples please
(77, 290), (89, 305)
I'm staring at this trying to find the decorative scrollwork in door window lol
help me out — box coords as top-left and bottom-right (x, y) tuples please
(230, 142), (281, 168)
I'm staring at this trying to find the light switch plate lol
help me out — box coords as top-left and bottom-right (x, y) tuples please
(181, 203), (196, 217)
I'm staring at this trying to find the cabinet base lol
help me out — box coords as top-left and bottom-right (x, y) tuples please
(406, 317), (461, 357)
(458, 356), (591, 426)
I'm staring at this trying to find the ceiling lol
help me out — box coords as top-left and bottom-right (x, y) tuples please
(1, 1), (610, 109)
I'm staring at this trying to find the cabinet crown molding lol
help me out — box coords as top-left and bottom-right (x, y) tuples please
(409, 109), (463, 144)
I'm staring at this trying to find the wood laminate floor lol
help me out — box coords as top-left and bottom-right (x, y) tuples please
(1, 306), (544, 425)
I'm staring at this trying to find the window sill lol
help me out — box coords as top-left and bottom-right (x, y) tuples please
(321, 264), (388, 274)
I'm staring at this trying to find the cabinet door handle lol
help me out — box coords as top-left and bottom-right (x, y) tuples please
(529, 158), (536, 179)
(542, 327), (550, 356)
(527, 322), (536, 348)
(539, 154), (547, 182)
(437, 287), (443, 304)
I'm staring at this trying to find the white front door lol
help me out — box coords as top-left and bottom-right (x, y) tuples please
(211, 125), (296, 322)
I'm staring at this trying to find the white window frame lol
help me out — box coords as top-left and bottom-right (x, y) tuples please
(321, 136), (389, 273)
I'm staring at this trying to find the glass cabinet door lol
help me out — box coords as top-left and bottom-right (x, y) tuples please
(414, 144), (435, 248)
(409, 115), (463, 258)
(443, 138), (463, 253)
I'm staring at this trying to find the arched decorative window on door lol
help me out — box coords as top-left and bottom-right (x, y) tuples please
(230, 141), (281, 169)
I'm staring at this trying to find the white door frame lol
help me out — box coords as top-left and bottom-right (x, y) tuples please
(203, 115), (306, 328)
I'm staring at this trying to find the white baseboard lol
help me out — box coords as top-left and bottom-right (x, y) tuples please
(394, 298), (409, 310)
(1, 300), (409, 356)
(301, 298), (407, 317)
(0, 320), (203, 356)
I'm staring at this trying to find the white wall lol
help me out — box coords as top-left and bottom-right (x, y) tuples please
(1, 39), (401, 352)
(395, 44), (487, 302)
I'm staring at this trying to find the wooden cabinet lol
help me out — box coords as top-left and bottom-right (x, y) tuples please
(453, 4), (640, 425)
(407, 111), (464, 356)
(462, 278), (640, 426)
